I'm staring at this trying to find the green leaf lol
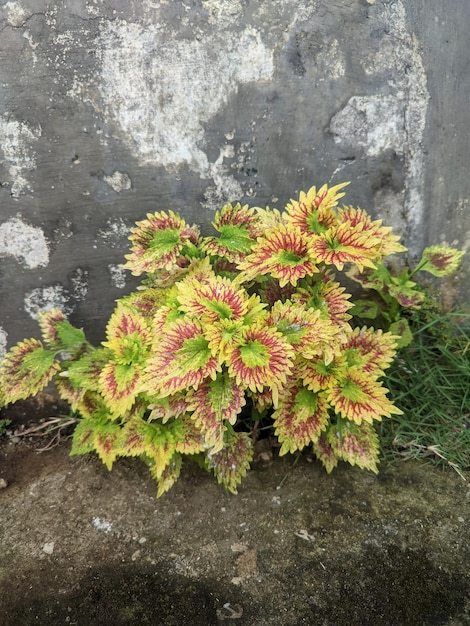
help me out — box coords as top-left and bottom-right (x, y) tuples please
(389, 319), (413, 348)
(70, 419), (97, 456)
(350, 299), (380, 320)
(39, 309), (87, 352)
(66, 348), (112, 393)
(217, 224), (255, 253)
(0, 339), (60, 404)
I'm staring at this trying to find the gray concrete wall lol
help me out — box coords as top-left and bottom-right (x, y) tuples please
(0, 0), (469, 356)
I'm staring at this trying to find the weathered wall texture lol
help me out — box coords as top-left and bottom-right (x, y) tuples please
(0, 0), (469, 356)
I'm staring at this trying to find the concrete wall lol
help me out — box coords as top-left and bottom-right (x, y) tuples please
(0, 0), (469, 356)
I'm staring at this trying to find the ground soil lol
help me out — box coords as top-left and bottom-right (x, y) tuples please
(0, 400), (469, 625)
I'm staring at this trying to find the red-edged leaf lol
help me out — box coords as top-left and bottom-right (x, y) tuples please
(273, 383), (330, 454)
(312, 432), (339, 473)
(326, 368), (403, 424)
(38, 309), (87, 352)
(285, 182), (348, 234)
(236, 225), (319, 287)
(342, 326), (398, 374)
(227, 324), (294, 403)
(209, 431), (253, 494)
(328, 420), (380, 473)
(99, 361), (143, 415)
(103, 304), (151, 365)
(311, 221), (381, 272)
(123, 210), (200, 275)
(0, 339), (60, 404)
(146, 319), (220, 396)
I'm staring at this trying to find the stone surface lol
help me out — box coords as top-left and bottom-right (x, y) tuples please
(0, 0), (469, 355)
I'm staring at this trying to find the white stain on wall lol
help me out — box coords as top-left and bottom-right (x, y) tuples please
(0, 217), (49, 269)
(95, 21), (273, 206)
(24, 269), (89, 320)
(97, 218), (130, 248)
(3, 1), (27, 27)
(330, 96), (406, 158)
(108, 264), (127, 289)
(103, 171), (132, 193)
(0, 116), (41, 198)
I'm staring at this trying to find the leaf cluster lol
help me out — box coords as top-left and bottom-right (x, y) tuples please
(0, 183), (464, 495)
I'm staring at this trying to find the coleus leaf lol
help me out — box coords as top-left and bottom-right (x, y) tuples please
(148, 393), (189, 423)
(226, 324), (294, 405)
(172, 415), (207, 455)
(389, 319), (413, 348)
(273, 383), (330, 455)
(202, 202), (261, 263)
(342, 326), (398, 374)
(186, 373), (246, 451)
(123, 210), (200, 275)
(155, 454), (183, 498)
(326, 368), (403, 424)
(176, 275), (248, 324)
(311, 220), (381, 272)
(338, 206), (407, 257)
(301, 353), (347, 393)
(209, 431), (253, 495)
(99, 361), (144, 415)
(144, 425), (176, 481)
(285, 182), (348, 234)
(70, 417), (121, 471)
(312, 432), (339, 474)
(65, 348), (112, 393)
(102, 304), (151, 365)
(349, 299), (380, 320)
(146, 319), (220, 396)
(327, 420), (380, 473)
(120, 288), (168, 320)
(236, 224), (319, 287)
(418, 245), (464, 277)
(387, 279), (425, 308)
(0, 339), (60, 404)
(38, 309), (87, 352)
(293, 272), (352, 325)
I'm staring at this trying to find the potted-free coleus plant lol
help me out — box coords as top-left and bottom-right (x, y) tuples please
(0, 183), (463, 495)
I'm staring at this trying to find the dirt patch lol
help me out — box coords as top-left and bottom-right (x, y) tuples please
(0, 423), (469, 625)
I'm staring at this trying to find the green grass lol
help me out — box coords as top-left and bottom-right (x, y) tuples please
(381, 311), (470, 480)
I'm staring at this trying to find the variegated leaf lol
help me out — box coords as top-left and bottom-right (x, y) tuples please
(327, 420), (380, 473)
(102, 304), (151, 365)
(146, 319), (220, 396)
(326, 368), (403, 424)
(273, 384), (330, 455)
(155, 454), (183, 498)
(99, 361), (144, 416)
(38, 309), (87, 352)
(0, 339), (60, 404)
(209, 431), (253, 494)
(312, 432), (339, 474)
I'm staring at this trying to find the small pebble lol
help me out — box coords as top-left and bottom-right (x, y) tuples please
(0, 478), (8, 489)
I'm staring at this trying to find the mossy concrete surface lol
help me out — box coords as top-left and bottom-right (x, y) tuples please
(0, 434), (469, 625)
